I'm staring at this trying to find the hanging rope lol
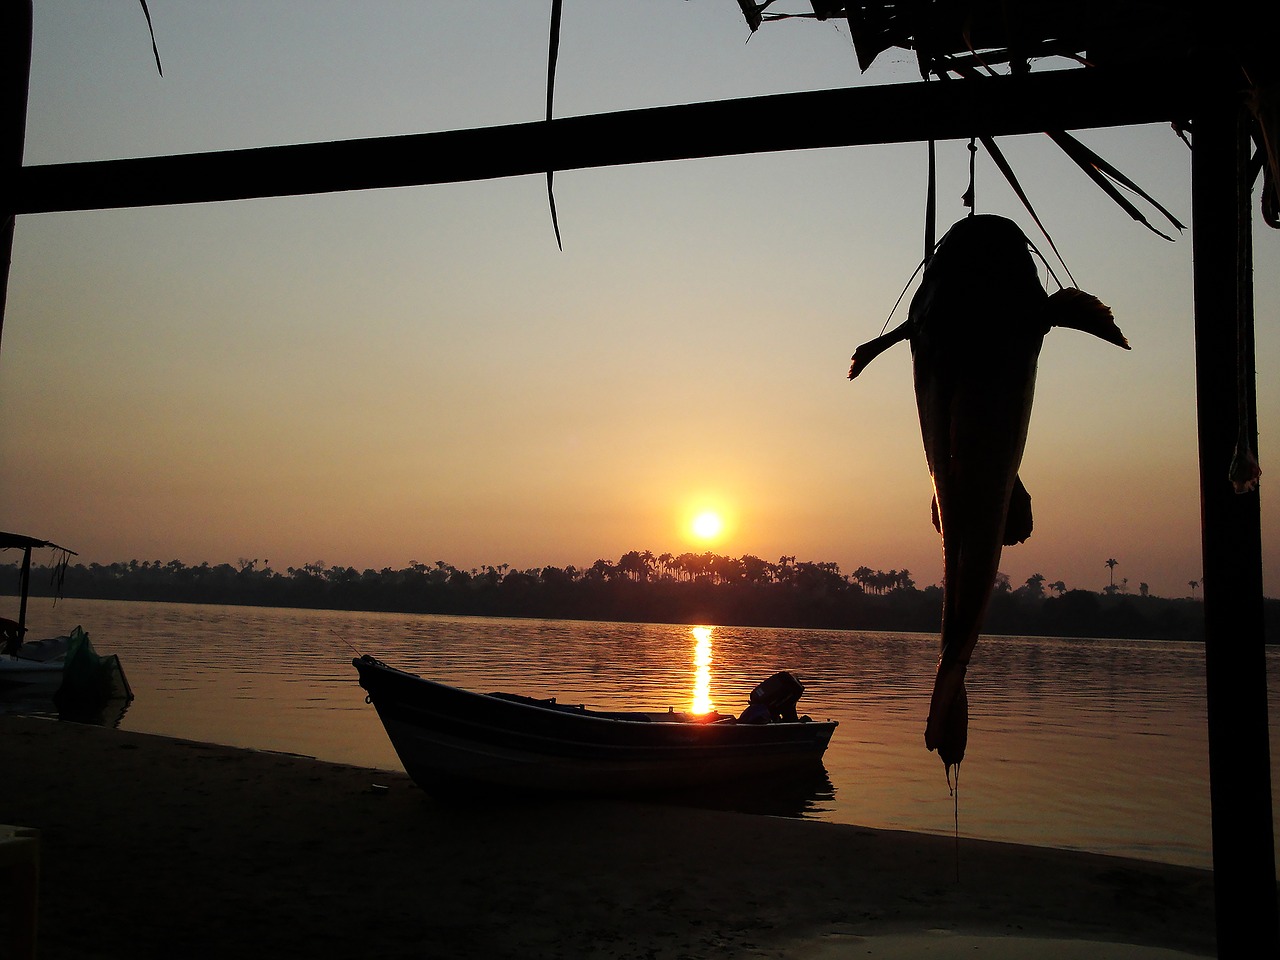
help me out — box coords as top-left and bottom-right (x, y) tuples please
(925, 138), (937, 259)
(961, 137), (977, 212)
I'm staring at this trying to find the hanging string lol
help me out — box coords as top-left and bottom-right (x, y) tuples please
(952, 764), (961, 883)
(874, 256), (928, 338)
(925, 138), (937, 260)
(961, 137), (977, 212)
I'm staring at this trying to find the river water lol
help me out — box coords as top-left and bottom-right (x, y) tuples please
(9, 596), (1279, 869)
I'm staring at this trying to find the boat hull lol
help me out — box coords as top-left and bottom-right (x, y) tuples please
(354, 656), (837, 796)
(0, 656), (64, 692)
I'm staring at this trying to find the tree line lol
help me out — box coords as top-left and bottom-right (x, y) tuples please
(7, 550), (1264, 642)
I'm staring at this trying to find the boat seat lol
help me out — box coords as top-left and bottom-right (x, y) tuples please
(488, 691), (654, 721)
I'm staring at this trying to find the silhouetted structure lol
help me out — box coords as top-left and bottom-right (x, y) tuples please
(1, 2), (1274, 953)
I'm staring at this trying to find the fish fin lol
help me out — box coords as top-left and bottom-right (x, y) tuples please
(931, 495), (941, 535)
(848, 320), (910, 380)
(1047, 288), (1130, 349)
(1003, 476), (1033, 545)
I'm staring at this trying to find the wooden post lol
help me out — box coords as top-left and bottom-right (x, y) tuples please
(1191, 81), (1279, 956)
(16, 544), (31, 640)
(1, 0), (34, 359)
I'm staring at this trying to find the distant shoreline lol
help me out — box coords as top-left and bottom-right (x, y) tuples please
(7, 554), (1270, 642)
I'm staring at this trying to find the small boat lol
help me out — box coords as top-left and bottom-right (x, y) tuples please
(2, 532), (133, 715)
(0, 633), (70, 692)
(353, 655), (837, 796)
(2, 531), (76, 689)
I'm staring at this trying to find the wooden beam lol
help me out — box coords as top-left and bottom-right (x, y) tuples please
(15, 65), (1195, 215)
(1191, 79), (1280, 957)
(1, 0), (33, 355)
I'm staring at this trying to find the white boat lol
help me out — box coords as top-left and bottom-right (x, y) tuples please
(2, 531), (74, 686)
(1, 532), (133, 711)
(0, 633), (70, 691)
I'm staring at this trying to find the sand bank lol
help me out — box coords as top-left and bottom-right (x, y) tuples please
(2, 716), (1215, 959)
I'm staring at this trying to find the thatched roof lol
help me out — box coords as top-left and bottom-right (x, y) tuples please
(739, 2), (1260, 74)
(0, 532), (76, 556)
(734, 1), (1276, 227)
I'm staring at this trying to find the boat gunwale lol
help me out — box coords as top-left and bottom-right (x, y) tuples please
(353, 655), (838, 752)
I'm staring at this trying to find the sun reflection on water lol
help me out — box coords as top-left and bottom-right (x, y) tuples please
(691, 626), (714, 714)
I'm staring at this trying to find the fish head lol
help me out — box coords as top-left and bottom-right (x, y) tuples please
(909, 215), (1048, 347)
(923, 215), (1043, 293)
(930, 214), (1039, 275)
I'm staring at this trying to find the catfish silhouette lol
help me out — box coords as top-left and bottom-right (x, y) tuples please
(848, 214), (1129, 780)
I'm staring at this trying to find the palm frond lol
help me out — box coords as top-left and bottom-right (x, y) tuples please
(545, 0), (564, 250)
(978, 134), (1076, 288)
(137, 0), (162, 76)
(940, 58), (1182, 242)
(1046, 130), (1184, 240)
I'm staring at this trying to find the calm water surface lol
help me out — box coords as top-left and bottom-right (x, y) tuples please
(12, 597), (1280, 870)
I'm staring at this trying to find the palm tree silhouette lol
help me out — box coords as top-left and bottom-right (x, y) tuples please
(1105, 558), (1119, 591)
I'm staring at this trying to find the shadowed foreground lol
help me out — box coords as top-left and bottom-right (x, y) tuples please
(2, 717), (1216, 959)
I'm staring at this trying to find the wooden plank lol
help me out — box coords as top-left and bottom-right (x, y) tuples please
(15, 65), (1195, 215)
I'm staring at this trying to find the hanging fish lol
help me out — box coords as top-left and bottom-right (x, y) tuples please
(848, 214), (1129, 780)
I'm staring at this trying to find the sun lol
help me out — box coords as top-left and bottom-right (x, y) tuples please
(691, 511), (724, 542)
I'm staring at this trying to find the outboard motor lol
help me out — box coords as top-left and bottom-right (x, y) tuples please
(738, 671), (805, 723)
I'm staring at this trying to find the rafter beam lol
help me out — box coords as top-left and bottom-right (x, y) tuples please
(17, 65), (1195, 215)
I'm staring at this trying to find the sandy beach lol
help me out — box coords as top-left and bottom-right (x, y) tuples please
(2, 716), (1217, 959)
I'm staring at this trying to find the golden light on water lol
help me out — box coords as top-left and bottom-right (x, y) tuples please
(691, 625), (714, 714)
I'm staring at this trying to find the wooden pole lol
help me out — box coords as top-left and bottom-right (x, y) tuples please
(16, 544), (31, 641)
(0, 0), (33, 358)
(1191, 80), (1279, 957)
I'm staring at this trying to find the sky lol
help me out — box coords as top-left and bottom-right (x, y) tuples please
(2, 2), (1277, 600)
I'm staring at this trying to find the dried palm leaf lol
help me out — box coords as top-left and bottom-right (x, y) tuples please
(1045, 130), (1184, 240)
(137, 0), (162, 75)
(977, 133), (1076, 287)
(940, 58), (1183, 241)
(546, 0), (564, 250)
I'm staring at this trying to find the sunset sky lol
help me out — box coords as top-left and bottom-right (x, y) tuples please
(2, 2), (1277, 600)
